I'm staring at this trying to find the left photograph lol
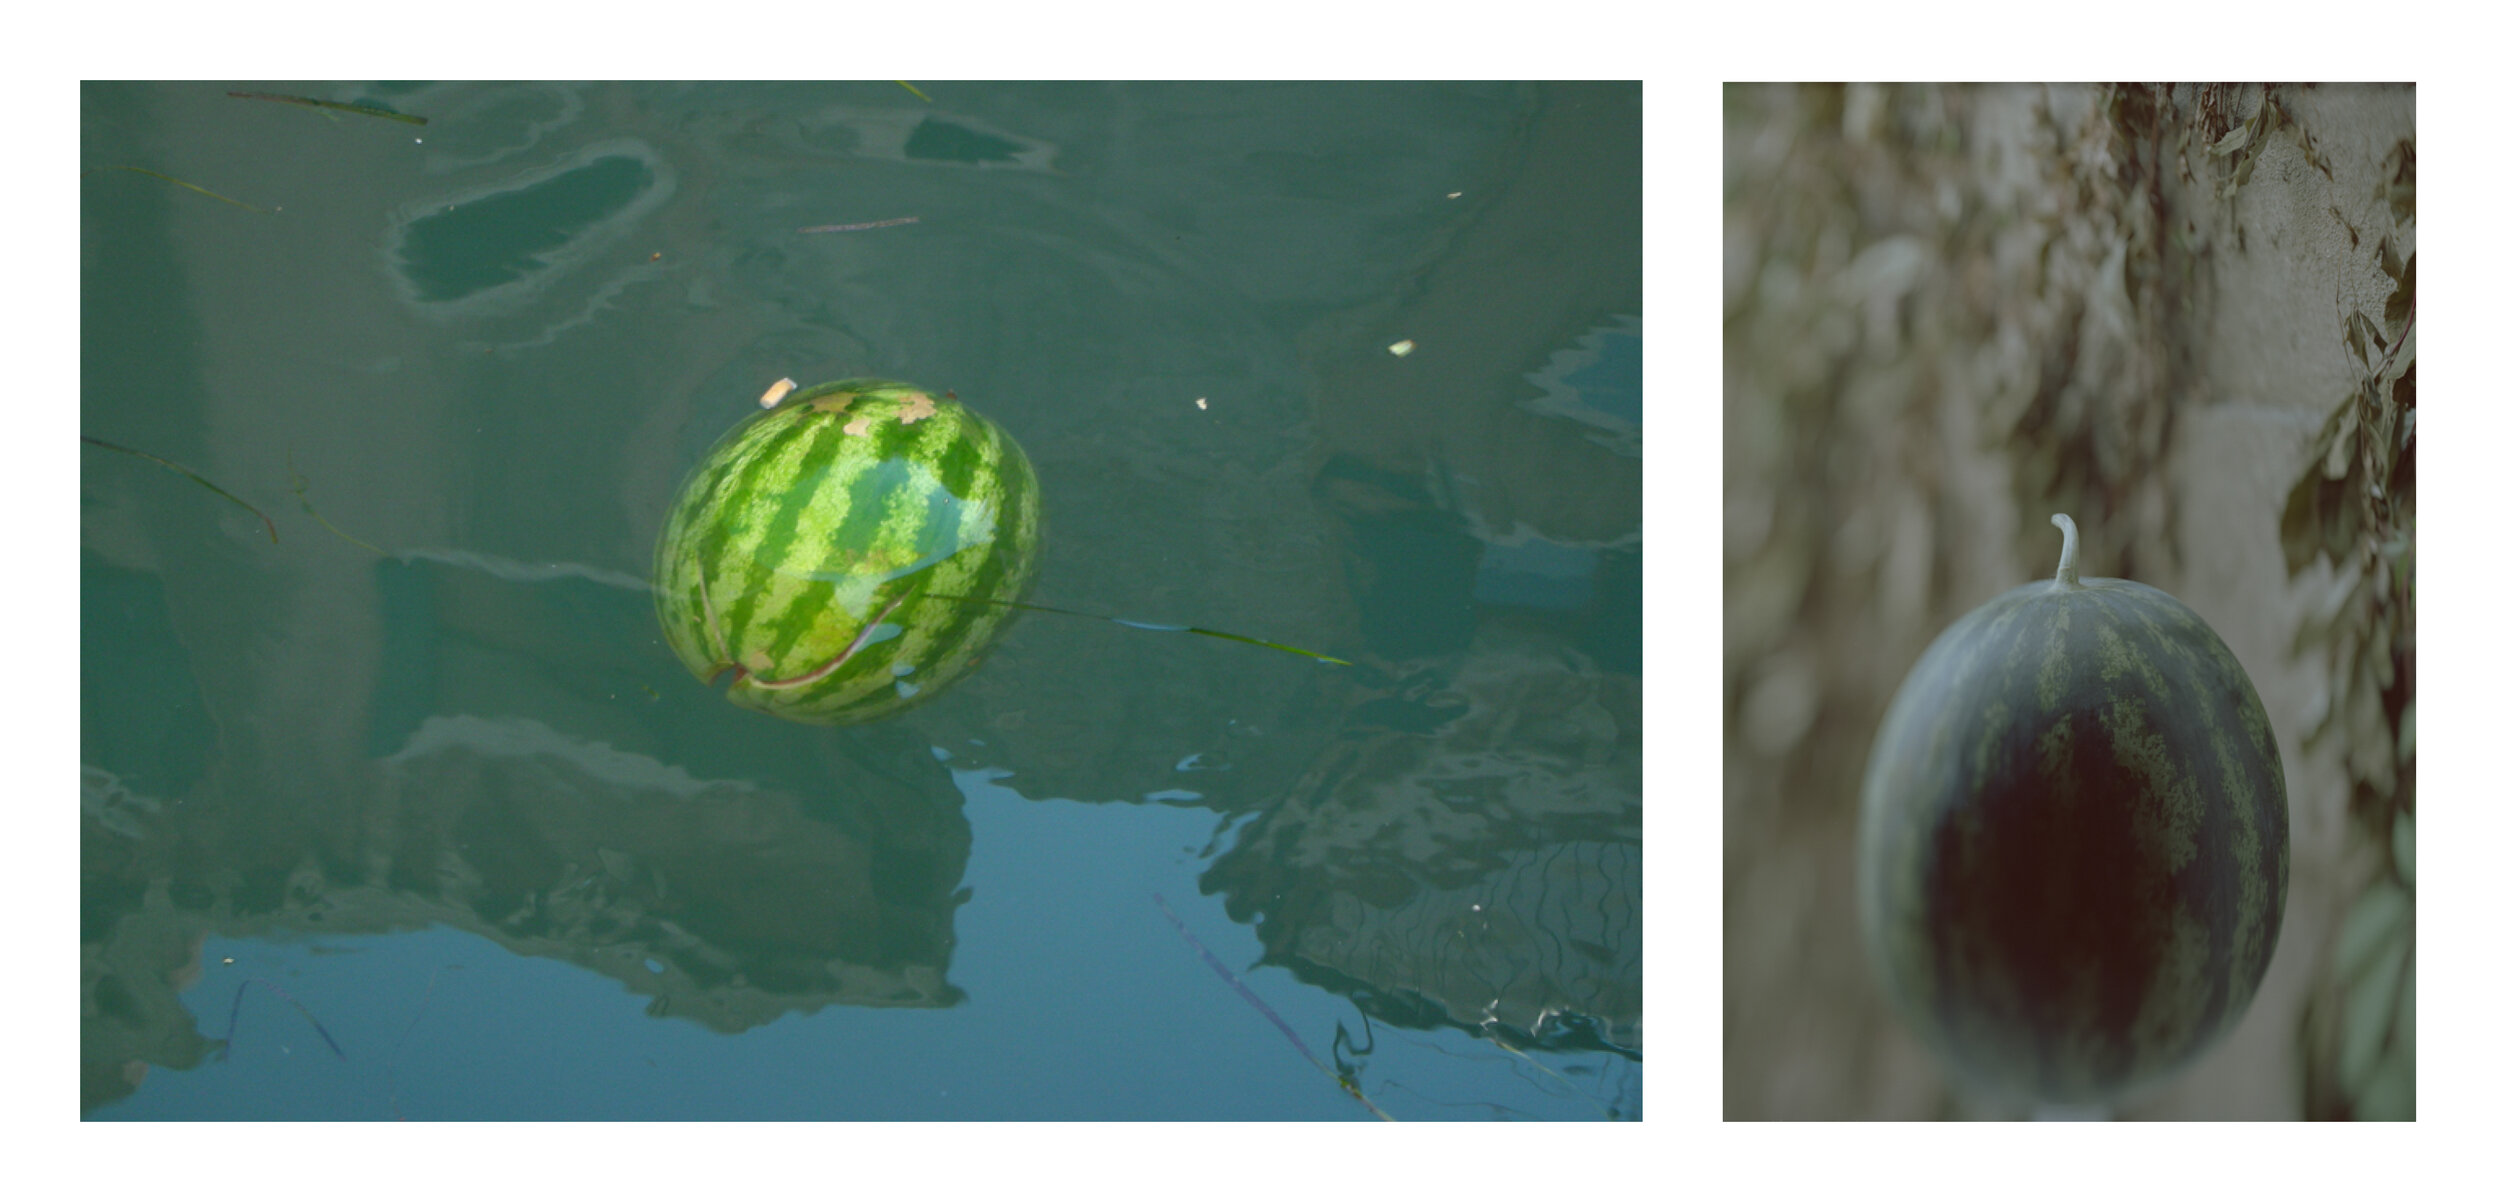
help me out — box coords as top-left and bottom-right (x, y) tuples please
(81, 81), (1643, 1120)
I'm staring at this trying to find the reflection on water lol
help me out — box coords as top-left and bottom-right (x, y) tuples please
(81, 80), (1638, 1119)
(1204, 615), (1641, 1054)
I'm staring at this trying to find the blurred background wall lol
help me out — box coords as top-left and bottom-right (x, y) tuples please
(1722, 83), (2414, 1119)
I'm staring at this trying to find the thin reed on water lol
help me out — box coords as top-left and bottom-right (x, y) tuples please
(1152, 893), (1393, 1120)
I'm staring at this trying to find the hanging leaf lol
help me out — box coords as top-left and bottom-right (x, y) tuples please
(2279, 461), (2323, 575)
(2383, 253), (2413, 326)
(2332, 878), (2408, 981)
(2290, 566), (2361, 657)
(2322, 404), (2358, 480)
(2209, 117), (2255, 157)
(2355, 963), (2414, 1121)
(2296, 122), (2333, 179)
(2320, 473), (2360, 567)
(2335, 887), (2408, 1097)
(2343, 311), (2372, 366)
(2374, 139), (2415, 224)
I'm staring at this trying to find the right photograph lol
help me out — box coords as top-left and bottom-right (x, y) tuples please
(1722, 82), (2414, 1120)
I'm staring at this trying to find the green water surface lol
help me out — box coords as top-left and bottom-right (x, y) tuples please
(79, 80), (1641, 1121)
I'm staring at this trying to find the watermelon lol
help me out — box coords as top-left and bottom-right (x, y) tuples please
(1856, 514), (2289, 1108)
(652, 378), (1042, 725)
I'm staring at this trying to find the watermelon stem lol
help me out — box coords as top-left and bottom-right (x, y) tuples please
(2051, 513), (2082, 588)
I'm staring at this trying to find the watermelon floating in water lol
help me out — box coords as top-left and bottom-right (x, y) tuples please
(652, 378), (1042, 725)
(1856, 514), (2289, 1109)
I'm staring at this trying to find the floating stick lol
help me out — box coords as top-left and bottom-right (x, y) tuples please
(386, 964), (464, 1121)
(286, 448), (384, 553)
(1152, 893), (1393, 1121)
(216, 977), (346, 1063)
(82, 436), (277, 542)
(228, 91), (427, 125)
(799, 216), (920, 234)
(895, 81), (933, 103)
(925, 594), (1347, 665)
(80, 166), (268, 213)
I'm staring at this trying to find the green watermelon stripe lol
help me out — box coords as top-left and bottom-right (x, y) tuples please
(1863, 569), (2288, 1105)
(921, 443), (1032, 673)
(652, 382), (1041, 724)
(745, 580), (920, 690)
(933, 414), (989, 509)
(722, 413), (860, 646)
(757, 415), (917, 667)
(706, 412), (832, 615)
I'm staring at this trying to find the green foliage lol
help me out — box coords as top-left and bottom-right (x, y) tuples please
(2275, 126), (2413, 1122)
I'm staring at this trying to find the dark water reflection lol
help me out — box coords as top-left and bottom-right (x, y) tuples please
(81, 80), (1639, 1119)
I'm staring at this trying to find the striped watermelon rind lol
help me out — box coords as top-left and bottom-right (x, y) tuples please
(652, 378), (1042, 725)
(1856, 515), (2290, 1107)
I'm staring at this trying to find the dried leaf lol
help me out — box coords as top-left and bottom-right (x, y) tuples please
(2298, 123), (2333, 179)
(2375, 139), (2415, 224)
(2314, 392), (2359, 454)
(2321, 474), (2360, 566)
(2347, 655), (2396, 794)
(2279, 462), (2323, 576)
(2377, 236), (2403, 281)
(2383, 253), (2413, 326)
(2292, 566), (2365, 657)
(2324, 404), (2358, 480)
(2343, 311), (2372, 366)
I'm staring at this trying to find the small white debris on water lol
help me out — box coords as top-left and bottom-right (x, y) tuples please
(1195, 397), (1208, 410)
(1388, 340), (1415, 357)
(1447, 191), (1462, 198)
(760, 378), (798, 408)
